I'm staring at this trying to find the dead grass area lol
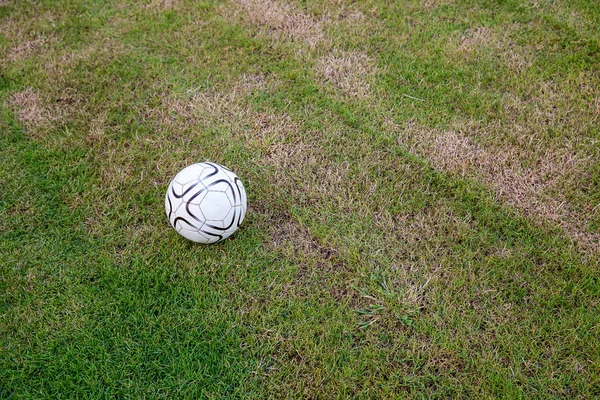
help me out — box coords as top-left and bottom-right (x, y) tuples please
(42, 38), (127, 84)
(145, 0), (177, 10)
(7, 38), (47, 61)
(155, 90), (245, 128)
(261, 142), (318, 170)
(227, 0), (324, 48)
(265, 211), (340, 275)
(458, 27), (493, 52)
(8, 39), (123, 142)
(421, 0), (454, 10)
(316, 51), (377, 98)
(225, 0), (373, 50)
(151, 74), (278, 127)
(503, 79), (600, 136)
(375, 206), (450, 250)
(398, 120), (599, 251)
(268, 216), (336, 259)
(456, 25), (536, 70)
(9, 88), (59, 132)
(239, 73), (270, 91)
(337, 9), (364, 23)
(260, 142), (351, 202)
(0, 10), (61, 63)
(368, 203), (475, 309)
(9, 85), (85, 140)
(251, 207), (366, 311)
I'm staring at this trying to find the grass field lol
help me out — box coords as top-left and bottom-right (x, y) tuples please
(1, 0), (599, 398)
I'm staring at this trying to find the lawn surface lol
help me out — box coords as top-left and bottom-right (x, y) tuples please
(1, 0), (599, 398)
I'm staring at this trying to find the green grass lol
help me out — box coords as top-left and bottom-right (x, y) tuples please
(1, 0), (599, 398)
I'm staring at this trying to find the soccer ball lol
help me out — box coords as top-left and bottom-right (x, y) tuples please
(165, 162), (247, 244)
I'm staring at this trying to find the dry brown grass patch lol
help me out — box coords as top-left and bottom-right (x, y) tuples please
(10, 88), (56, 130)
(267, 213), (337, 262)
(456, 25), (536, 70)
(152, 88), (299, 157)
(152, 81), (350, 206)
(339, 9), (364, 23)
(316, 51), (377, 98)
(398, 121), (599, 250)
(458, 27), (493, 52)
(227, 0), (325, 48)
(9, 86), (85, 140)
(259, 141), (349, 197)
(0, 11), (62, 63)
(240, 73), (270, 91)
(43, 38), (127, 83)
(8, 38), (46, 61)
(257, 209), (359, 304)
(261, 142), (315, 170)
(153, 89), (246, 128)
(145, 0), (177, 10)
(372, 204), (468, 283)
(151, 74), (278, 126)
(503, 79), (600, 135)
(421, 0), (454, 10)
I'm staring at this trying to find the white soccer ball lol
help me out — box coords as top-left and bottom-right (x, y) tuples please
(165, 162), (247, 244)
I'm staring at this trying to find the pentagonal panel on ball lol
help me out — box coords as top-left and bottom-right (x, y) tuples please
(206, 179), (232, 193)
(177, 226), (204, 243)
(200, 191), (232, 221)
(187, 186), (208, 205)
(204, 219), (225, 230)
(174, 215), (200, 232)
(175, 163), (205, 185)
(224, 186), (238, 207)
(178, 201), (205, 225)
(221, 207), (238, 230)
(170, 180), (185, 197)
(198, 162), (219, 181)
